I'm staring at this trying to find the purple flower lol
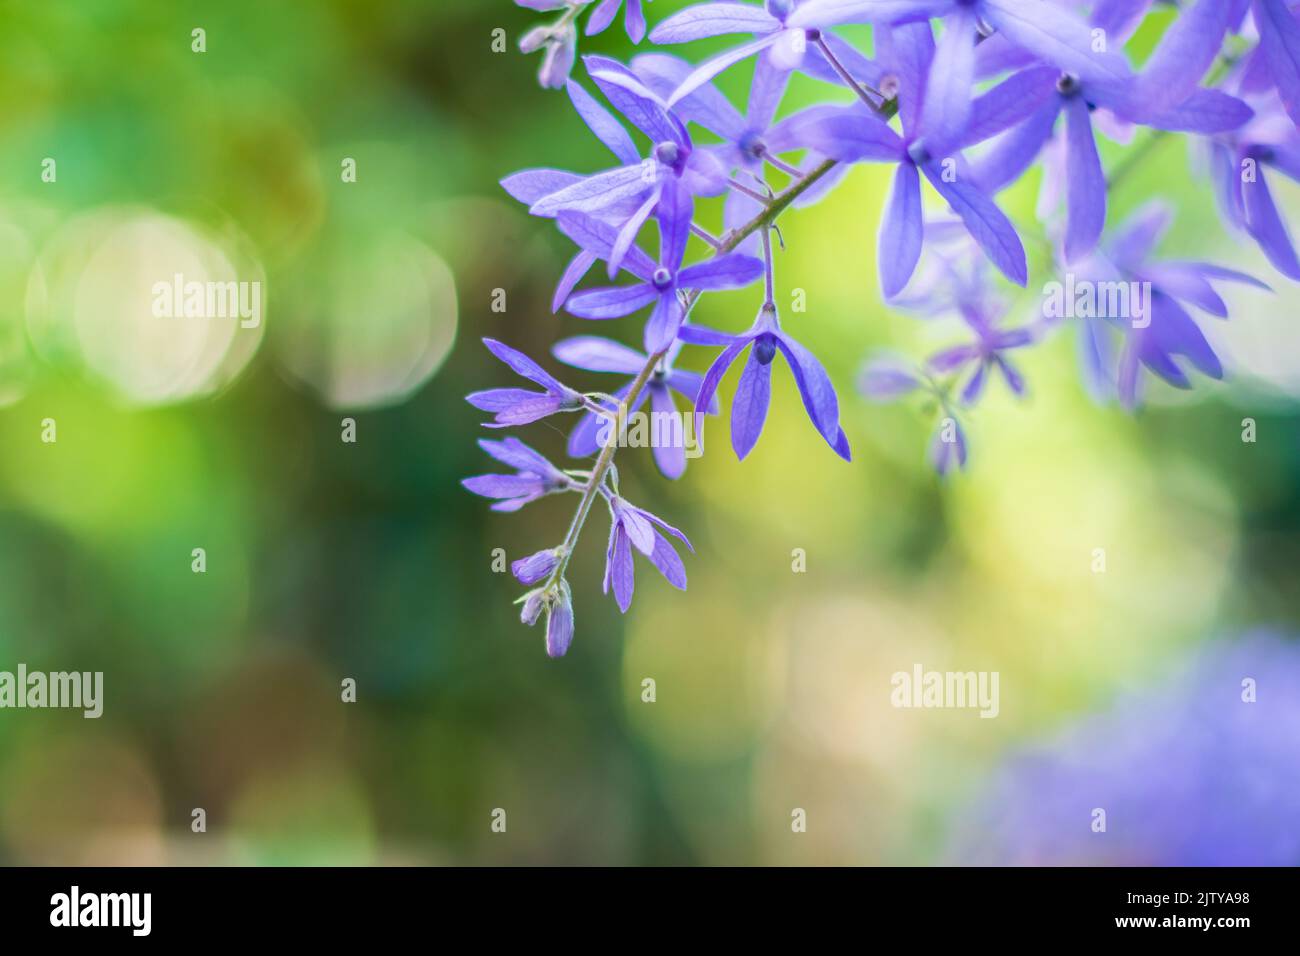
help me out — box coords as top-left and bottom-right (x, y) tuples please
(786, 23), (1029, 294)
(948, 632), (1300, 866)
(557, 207), (764, 352)
(927, 313), (1035, 404)
(466, 338), (587, 427)
(1068, 202), (1270, 408)
(928, 412), (968, 475)
(527, 56), (729, 257)
(586, 0), (650, 43)
(686, 303), (851, 461)
(519, 577), (576, 657)
(1239, 0), (1300, 127)
(1207, 89), (1300, 280)
(859, 356), (969, 474)
(650, 0), (887, 106)
(790, 0), (1133, 95)
(553, 335), (718, 479)
(970, 65), (1251, 263)
(603, 495), (692, 612)
(630, 50), (857, 253)
(462, 437), (573, 512)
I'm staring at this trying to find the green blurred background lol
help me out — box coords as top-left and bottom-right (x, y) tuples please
(0, 0), (1297, 865)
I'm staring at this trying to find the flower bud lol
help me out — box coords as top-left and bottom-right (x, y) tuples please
(518, 26), (550, 55)
(545, 581), (574, 658)
(512, 547), (561, 586)
(538, 26), (576, 90)
(520, 589), (546, 626)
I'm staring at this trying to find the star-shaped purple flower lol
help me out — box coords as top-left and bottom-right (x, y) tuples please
(557, 205), (765, 352)
(685, 303), (851, 461)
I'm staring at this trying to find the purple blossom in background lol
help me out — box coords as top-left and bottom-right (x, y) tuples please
(1067, 202), (1268, 408)
(948, 632), (1300, 865)
(475, 0), (1297, 655)
(1207, 88), (1300, 279)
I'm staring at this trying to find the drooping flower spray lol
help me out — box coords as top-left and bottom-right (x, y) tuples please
(472, 0), (1297, 656)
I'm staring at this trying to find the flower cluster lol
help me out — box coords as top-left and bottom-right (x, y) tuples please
(475, 0), (1299, 656)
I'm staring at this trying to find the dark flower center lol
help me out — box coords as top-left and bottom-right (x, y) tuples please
(804, 28), (821, 43)
(755, 334), (778, 366)
(652, 267), (674, 290)
(739, 131), (765, 160)
(654, 141), (681, 167)
(1057, 73), (1081, 96)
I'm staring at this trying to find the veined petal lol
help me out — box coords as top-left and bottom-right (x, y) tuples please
(1146, 89), (1254, 134)
(649, 385), (688, 479)
(553, 335), (647, 373)
(648, 532), (688, 590)
(608, 526), (635, 612)
(879, 161), (924, 299)
(1063, 96), (1106, 264)
(502, 168), (583, 208)
(788, 0), (952, 29)
(557, 211), (658, 281)
(631, 53), (747, 140)
(694, 337), (753, 451)
(731, 347), (773, 459)
(478, 436), (557, 475)
(779, 107), (906, 162)
(957, 67), (1058, 150)
(1256, 0), (1300, 126)
(649, 2), (780, 44)
(1131, 0), (1233, 116)
(530, 164), (654, 217)
(644, 291), (684, 353)
(1243, 172), (1300, 280)
(553, 249), (600, 314)
(774, 331), (844, 454)
(566, 80), (640, 166)
(667, 34), (782, 108)
(609, 189), (661, 278)
(982, 0), (1132, 86)
(678, 252), (766, 290)
(585, 56), (687, 145)
(567, 283), (661, 319)
(483, 338), (569, 392)
(917, 7), (978, 155)
(923, 166), (1028, 286)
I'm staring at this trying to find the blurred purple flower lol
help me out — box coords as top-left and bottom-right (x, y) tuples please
(1069, 203), (1268, 407)
(949, 632), (1300, 866)
(1207, 89), (1300, 279)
